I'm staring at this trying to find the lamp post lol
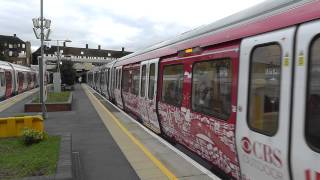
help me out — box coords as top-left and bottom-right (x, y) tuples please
(32, 0), (51, 119)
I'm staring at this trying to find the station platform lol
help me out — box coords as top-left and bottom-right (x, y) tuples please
(0, 84), (220, 180)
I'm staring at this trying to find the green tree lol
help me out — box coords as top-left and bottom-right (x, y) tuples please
(60, 61), (76, 86)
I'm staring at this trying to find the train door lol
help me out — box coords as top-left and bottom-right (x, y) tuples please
(291, 20), (320, 180)
(236, 27), (295, 180)
(146, 59), (161, 134)
(138, 61), (149, 125)
(138, 59), (161, 133)
(0, 70), (5, 98)
(115, 66), (123, 109)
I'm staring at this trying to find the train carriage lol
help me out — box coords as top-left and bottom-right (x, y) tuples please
(0, 60), (39, 100)
(87, 0), (320, 179)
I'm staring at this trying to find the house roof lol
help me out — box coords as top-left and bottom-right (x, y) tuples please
(0, 35), (25, 44)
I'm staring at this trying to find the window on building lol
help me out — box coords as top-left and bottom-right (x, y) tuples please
(132, 68), (140, 95)
(13, 44), (17, 48)
(162, 64), (184, 106)
(0, 72), (5, 87)
(22, 44), (25, 48)
(122, 70), (130, 92)
(18, 44), (20, 48)
(306, 36), (320, 151)
(140, 65), (146, 97)
(8, 51), (12, 56)
(4, 42), (7, 47)
(81, 51), (84, 55)
(148, 63), (156, 100)
(248, 44), (281, 136)
(9, 44), (12, 48)
(192, 59), (232, 120)
(108, 53), (111, 57)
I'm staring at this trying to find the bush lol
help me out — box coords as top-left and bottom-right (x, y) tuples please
(21, 128), (48, 145)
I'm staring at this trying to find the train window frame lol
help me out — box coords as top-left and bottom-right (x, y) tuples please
(247, 42), (282, 137)
(305, 34), (320, 152)
(190, 58), (233, 121)
(161, 63), (184, 107)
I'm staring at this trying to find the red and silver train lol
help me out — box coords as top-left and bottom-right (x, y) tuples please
(0, 60), (42, 100)
(88, 0), (320, 179)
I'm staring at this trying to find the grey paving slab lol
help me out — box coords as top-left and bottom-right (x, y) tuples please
(1, 84), (139, 180)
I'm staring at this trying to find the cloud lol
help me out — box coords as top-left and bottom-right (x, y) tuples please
(0, 0), (265, 52)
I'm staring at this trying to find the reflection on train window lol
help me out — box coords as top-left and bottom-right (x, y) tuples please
(140, 65), (146, 97)
(148, 63), (156, 99)
(162, 64), (184, 106)
(132, 68), (140, 95)
(0, 72), (5, 87)
(122, 70), (130, 92)
(306, 37), (320, 150)
(192, 59), (232, 120)
(248, 44), (281, 136)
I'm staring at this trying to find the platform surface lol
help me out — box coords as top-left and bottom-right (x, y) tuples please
(0, 84), (220, 180)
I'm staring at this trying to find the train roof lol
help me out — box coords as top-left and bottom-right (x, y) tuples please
(0, 60), (34, 72)
(114, 0), (319, 66)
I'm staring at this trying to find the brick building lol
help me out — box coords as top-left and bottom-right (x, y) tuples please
(0, 34), (32, 66)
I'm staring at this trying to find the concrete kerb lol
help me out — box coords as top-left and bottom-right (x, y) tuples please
(24, 92), (73, 112)
(23, 133), (73, 180)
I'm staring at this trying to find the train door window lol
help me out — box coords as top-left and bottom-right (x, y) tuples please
(306, 36), (320, 150)
(0, 72), (5, 87)
(119, 69), (122, 89)
(132, 68), (140, 95)
(140, 65), (147, 97)
(162, 64), (184, 106)
(148, 63), (156, 99)
(106, 70), (109, 86)
(192, 59), (232, 120)
(122, 70), (130, 92)
(115, 69), (118, 89)
(248, 43), (281, 136)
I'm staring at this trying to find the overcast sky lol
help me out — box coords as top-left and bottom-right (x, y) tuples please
(0, 0), (265, 52)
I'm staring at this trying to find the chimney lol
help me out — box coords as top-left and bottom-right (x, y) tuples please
(86, 44), (88, 49)
(121, 47), (125, 52)
(13, 34), (16, 38)
(63, 42), (66, 47)
(98, 45), (101, 50)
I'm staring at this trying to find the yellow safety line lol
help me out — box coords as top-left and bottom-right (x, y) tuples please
(84, 85), (178, 180)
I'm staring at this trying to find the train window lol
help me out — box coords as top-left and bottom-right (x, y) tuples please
(122, 70), (130, 92)
(0, 72), (5, 87)
(192, 59), (232, 120)
(248, 43), (281, 136)
(140, 65), (147, 97)
(132, 68), (140, 95)
(162, 64), (184, 106)
(148, 63), (156, 99)
(306, 36), (320, 151)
